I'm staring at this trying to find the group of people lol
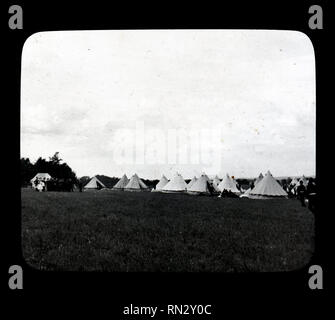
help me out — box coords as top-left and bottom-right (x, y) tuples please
(33, 179), (46, 192)
(295, 178), (317, 212)
(32, 178), (76, 192)
(218, 177), (317, 212)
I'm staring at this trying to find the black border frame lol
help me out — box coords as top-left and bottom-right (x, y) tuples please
(4, 0), (330, 311)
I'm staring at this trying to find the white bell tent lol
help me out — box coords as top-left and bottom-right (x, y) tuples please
(248, 171), (288, 199)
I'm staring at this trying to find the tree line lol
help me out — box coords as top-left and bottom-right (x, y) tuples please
(21, 152), (77, 188)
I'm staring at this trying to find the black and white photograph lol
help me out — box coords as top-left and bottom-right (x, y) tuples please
(20, 30), (316, 272)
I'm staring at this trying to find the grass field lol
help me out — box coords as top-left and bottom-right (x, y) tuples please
(21, 188), (314, 272)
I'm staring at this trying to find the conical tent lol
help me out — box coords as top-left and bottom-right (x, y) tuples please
(161, 173), (187, 193)
(186, 176), (198, 189)
(154, 175), (169, 191)
(290, 177), (299, 186)
(187, 174), (211, 195)
(218, 174), (240, 193)
(113, 174), (129, 190)
(254, 173), (264, 185)
(124, 174), (149, 191)
(213, 183), (221, 192)
(212, 175), (221, 192)
(213, 175), (221, 185)
(249, 171), (288, 198)
(299, 175), (308, 187)
(201, 172), (210, 181)
(84, 176), (106, 190)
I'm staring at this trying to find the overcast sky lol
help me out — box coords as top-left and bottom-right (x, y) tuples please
(21, 30), (315, 179)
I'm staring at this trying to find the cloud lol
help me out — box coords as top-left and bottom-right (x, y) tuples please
(21, 30), (315, 178)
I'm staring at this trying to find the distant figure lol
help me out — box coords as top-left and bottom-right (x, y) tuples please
(287, 186), (295, 198)
(37, 181), (45, 192)
(296, 180), (306, 207)
(306, 178), (317, 213)
(207, 182), (214, 195)
(79, 181), (83, 192)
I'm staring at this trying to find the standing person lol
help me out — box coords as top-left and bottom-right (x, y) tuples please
(292, 184), (297, 196)
(37, 181), (43, 192)
(306, 178), (317, 213)
(290, 185), (296, 198)
(207, 182), (214, 196)
(296, 180), (306, 207)
(34, 178), (39, 189)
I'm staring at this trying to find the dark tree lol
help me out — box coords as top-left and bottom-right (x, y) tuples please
(34, 157), (49, 173)
(49, 152), (62, 165)
(20, 158), (35, 187)
(21, 152), (78, 190)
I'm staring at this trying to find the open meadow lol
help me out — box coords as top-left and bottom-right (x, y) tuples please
(21, 188), (314, 272)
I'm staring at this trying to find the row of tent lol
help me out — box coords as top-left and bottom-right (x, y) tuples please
(84, 171), (293, 199)
(289, 175), (309, 188)
(84, 174), (150, 192)
(153, 173), (240, 195)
